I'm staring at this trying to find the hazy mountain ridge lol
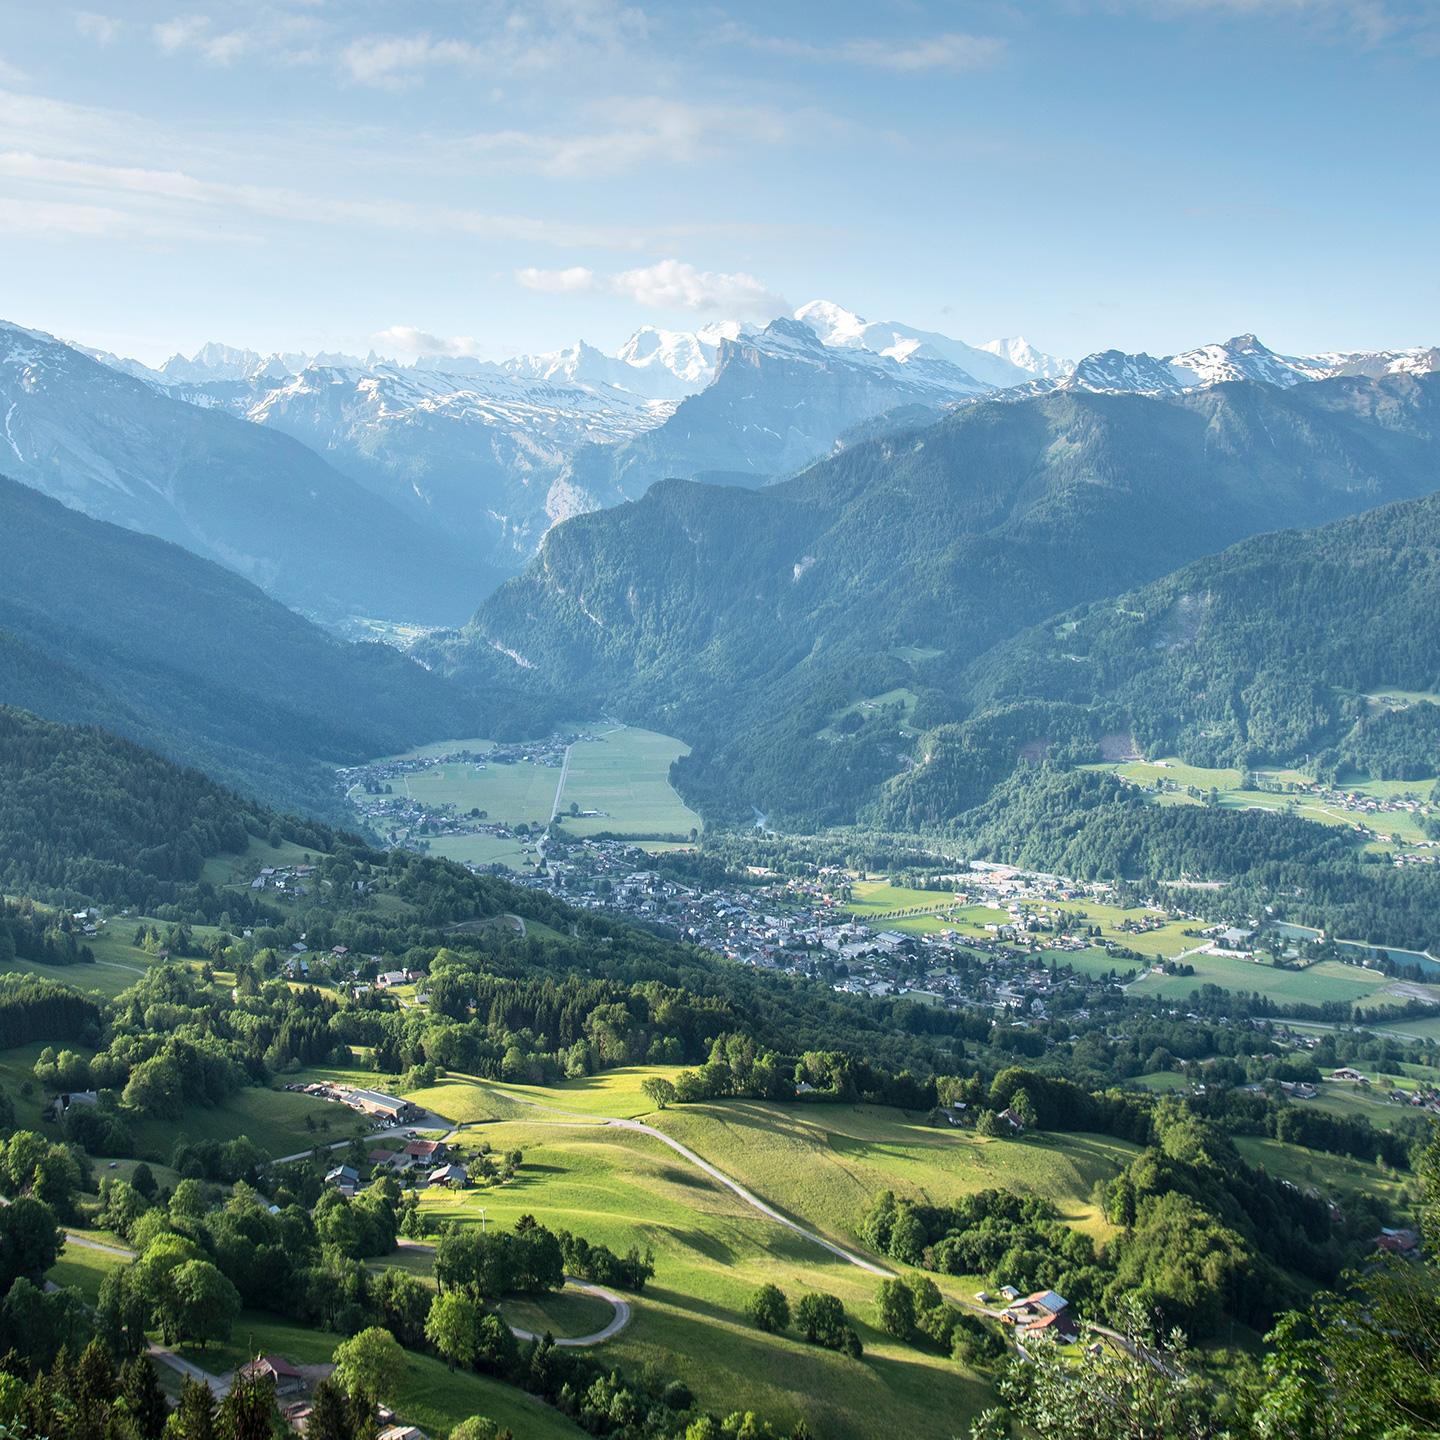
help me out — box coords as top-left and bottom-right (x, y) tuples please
(0, 472), (556, 815)
(0, 321), (497, 622)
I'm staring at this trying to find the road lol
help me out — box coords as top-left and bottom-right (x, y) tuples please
(604, 1117), (890, 1276)
(467, 1083), (890, 1277)
(505, 1278), (631, 1347)
(549, 741), (575, 822)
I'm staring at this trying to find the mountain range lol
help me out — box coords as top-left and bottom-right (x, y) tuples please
(12, 303), (1435, 628)
(430, 371), (1440, 827)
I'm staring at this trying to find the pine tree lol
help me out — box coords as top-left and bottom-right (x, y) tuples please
(304, 1377), (355, 1440)
(120, 1356), (169, 1440)
(166, 1377), (217, 1440)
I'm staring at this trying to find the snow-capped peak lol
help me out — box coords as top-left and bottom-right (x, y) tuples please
(978, 336), (1074, 380)
(792, 299), (1062, 390)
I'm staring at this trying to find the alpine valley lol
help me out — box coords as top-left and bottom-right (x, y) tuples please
(7, 292), (1440, 1440)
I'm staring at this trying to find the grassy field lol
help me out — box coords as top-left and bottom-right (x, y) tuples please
(201, 836), (322, 889)
(1234, 1136), (1415, 1214)
(821, 689), (921, 739)
(557, 727), (702, 839)
(1090, 756), (1435, 847)
(406, 1065), (685, 1125)
(405, 755), (559, 828)
(843, 883), (1203, 960)
(48, 1243), (128, 1303)
(175, 1311), (582, 1440)
(652, 1102), (1134, 1244)
(363, 724), (699, 864)
(500, 1289), (616, 1339)
(404, 1111), (996, 1439)
(124, 1084), (368, 1163)
(1127, 954), (1395, 1007)
(1043, 946), (1141, 980)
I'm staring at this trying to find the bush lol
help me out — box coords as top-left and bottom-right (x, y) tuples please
(745, 1283), (790, 1335)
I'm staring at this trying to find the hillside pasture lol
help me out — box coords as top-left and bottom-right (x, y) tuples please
(404, 1110), (997, 1440)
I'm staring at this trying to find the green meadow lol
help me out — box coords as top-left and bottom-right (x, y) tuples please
(1127, 954), (1392, 1007)
(556, 726), (702, 839)
(406, 1110), (996, 1440)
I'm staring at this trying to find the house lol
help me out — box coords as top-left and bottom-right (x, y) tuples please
(324, 1165), (359, 1196)
(376, 1427), (427, 1440)
(997, 1106), (1025, 1131)
(238, 1356), (305, 1397)
(1377, 1227), (1420, 1255)
(376, 970), (409, 989)
(369, 1148), (405, 1170)
(1004, 1290), (1077, 1341)
(404, 1139), (447, 1163)
(51, 1090), (99, 1120)
(1331, 1067), (1366, 1083)
(427, 1163), (468, 1188)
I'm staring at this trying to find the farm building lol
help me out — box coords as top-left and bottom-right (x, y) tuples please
(348, 1089), (420, 1122)
(239, 1356), (305, 1397)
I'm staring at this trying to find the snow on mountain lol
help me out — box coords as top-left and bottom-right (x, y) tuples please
(1168, 334), (1331, 389)
(977, 336), (1074, 380)
(0, 320), (488, 620)
(793, 300), (1047, 389)
(1305, 346), (1440, 380)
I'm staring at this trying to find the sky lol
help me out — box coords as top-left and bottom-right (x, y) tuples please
(2, 0), (1438, 366)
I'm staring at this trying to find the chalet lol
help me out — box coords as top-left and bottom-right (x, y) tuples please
(1331, 1067), (1366, 1083)
(404, 1139), (446, 1163)
(369, 1148), (405, 1170)
(376, 1427), (428, 1440)
(239, 1356), (305, 1397)
(50, 1090), (99, 1121)
(376, 971), (409, 989)
(1377, 1227), (1420, 1255)
(997, 1106), (1025, 1131)
(427, 1163), (468, 1188)
(1004, 1290), (1077, 1341)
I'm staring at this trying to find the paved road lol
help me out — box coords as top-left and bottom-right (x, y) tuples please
(63, 1232), (135, 1259)
(505, 1279), (632, 1348)
(467, 1084), (890, 1277)
(605, 1117), (889, 1275)
(147, 1342), (229, 1396)
(272, 1107), (456, 1166)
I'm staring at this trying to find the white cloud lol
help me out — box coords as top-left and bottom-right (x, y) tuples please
(370, 325), (481, 358)
(515, 265), (600, 294)
(1093, 0), (1440, 49)
(0, 144), (704, 250)
(74, 11), (122, 45)
(516, 258), (786, 316)
(153, 15), (254, 65)
(338, 34), (485, 89)
(723, 24), (1005, 71)
(462, 97), (797, 179)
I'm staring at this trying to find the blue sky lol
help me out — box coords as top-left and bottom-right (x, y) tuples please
(2, 0), (1438, 365)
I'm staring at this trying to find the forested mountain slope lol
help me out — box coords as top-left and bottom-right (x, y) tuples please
(866, 483), (1440, 829)
(0, 706), (337, 911)
(0, 322), (495, 621)
(436, 373), (1440, 825)
(0, 476), (551, 815)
